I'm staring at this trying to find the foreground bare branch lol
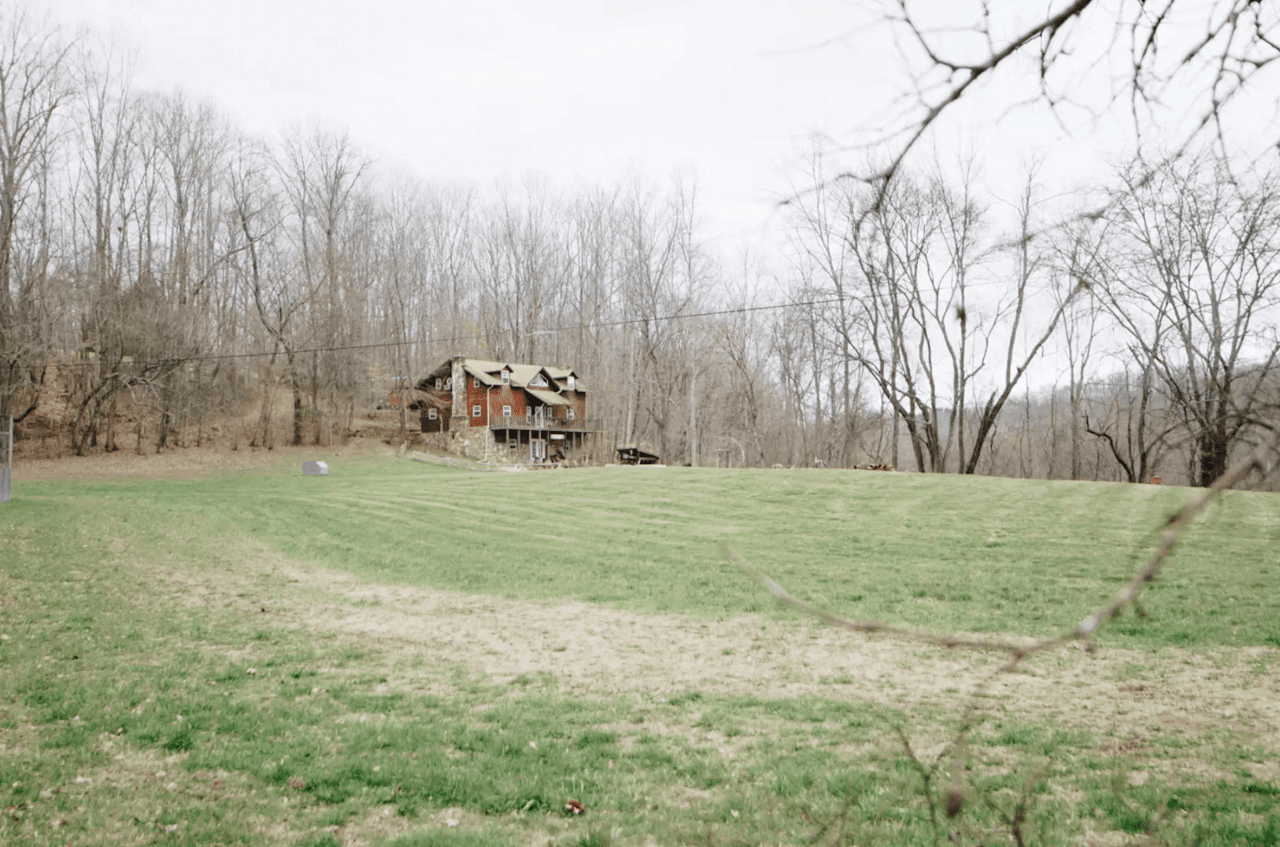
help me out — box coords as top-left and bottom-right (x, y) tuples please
(730, 425), (1280, 842)
(820, 0), (1280, 205)
(731, 426), (1279, 665)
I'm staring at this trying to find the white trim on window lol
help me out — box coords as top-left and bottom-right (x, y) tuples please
(566, 408), (575, 420)
(567, 375), (575, 390)
(502, 405), (512, 417)
(472, 404), (482, 417)
(501, 370), (510, 385)
(473, 377), (480, 388)
(435, 378), (442, 389)
(427, 407), (438, 420)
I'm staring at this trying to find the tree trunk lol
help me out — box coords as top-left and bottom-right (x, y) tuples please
(288, 352), (303, 446)
(1196, 428), (1230, 488)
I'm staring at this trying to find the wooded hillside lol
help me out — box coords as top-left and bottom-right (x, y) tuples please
(3, 4), (1278, 486)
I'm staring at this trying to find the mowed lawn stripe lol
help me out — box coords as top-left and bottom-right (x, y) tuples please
(4, 458), (1280, 846)
(39, 458), (1275, 649)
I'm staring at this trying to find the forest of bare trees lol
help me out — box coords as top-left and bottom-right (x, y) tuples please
(2, 4), (1278, 488)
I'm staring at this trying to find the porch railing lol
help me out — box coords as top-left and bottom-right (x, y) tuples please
(489, 413), (600, 432)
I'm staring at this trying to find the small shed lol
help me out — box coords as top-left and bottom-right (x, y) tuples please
(615, 446), (661, 465)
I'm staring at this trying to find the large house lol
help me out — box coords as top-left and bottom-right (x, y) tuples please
(415, 356), (596, 464)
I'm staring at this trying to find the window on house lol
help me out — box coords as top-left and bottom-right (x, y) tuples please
(567, 375), (575, 390)
(473, 378), (480, 388)
(501, 370), (510, 385)
(502, 405), (512, 417)
(566, 408), (575, 420)
(472, 405), (482, 417)
(530, 374), (547, 387)
(444, 378), (452, 389)
(428, 408), (438, 420)
(435, 378), (442, 389)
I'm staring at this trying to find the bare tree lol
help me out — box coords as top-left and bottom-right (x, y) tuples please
(1047, 215), (1105, 479)
(277, 125), (372, 443)
(955, 166), (1082, 474)
(616, 178), (686, 453)
(475, 176), (566, 364)
(377, 179), (432, 437)
(1083, 357), (1178, 483)
(229, 136), (312, 447)
(845, 167), (970, 472)
(1094, 155), (1280, 486)
(784, 143), (867, 467)
(561, 185), (620, 416)
(66, 44), (137, 452)
(69, 277), (195, 455)
(712, 254), (774, 467)
(769, 293), (827, 466)
(0, 4), (76, 423)
(421, 182), (477, 358)
(142, 92), (231, 448)
(786, 157), (1080, 474)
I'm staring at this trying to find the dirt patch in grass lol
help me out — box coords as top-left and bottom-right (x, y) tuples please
(14, 440), (389, 482)
(155, 541), (1280, 768)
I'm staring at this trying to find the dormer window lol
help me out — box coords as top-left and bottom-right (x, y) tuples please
(529, 374), (548, 388)
(435, 378), (442, 390)
(567, 375), (575, 390)
(501, 370), (510, 385)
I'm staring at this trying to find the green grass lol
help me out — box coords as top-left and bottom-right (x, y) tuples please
(2, 454), (1278, 845)
(18, 456), (1279, 647)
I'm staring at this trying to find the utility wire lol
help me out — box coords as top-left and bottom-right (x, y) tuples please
(55, 294), (856, 371)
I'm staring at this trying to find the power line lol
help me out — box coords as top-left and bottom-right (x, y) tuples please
(54, 274), (1062, 373)
(55, 295), (853, 371)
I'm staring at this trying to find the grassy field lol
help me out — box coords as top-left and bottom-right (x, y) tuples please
(2, 452), (1278, 846)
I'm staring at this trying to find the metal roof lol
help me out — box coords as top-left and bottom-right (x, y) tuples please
(526, 387), (572, 406)
(471, 371), (503, 387)
(506, 364), (545, 386)
(436, 357), (589, 393)
(545, 367), (585, 392)
(465, 358), (507, 374)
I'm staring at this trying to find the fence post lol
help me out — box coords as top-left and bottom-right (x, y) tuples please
(1, 417), (12, 504)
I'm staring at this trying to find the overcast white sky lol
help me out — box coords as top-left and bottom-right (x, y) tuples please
(39, 0), (1148, 260)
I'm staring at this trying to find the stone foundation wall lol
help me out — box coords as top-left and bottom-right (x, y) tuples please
(454, 428), (492, 461)
(422, 427), (491, 461)
(423, 426), (595, 466)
